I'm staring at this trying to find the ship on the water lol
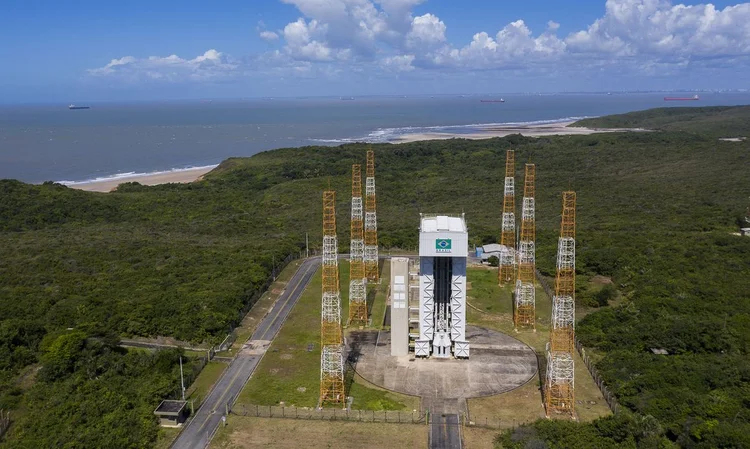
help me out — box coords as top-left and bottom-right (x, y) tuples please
(68, 104), (90, 110)
(664, 95), (699, 101)
(480, 98), (505, 103)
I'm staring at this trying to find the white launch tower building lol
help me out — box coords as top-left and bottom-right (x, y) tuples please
(415, 214), (469, 359)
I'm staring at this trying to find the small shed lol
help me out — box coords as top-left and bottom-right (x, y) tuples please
(154, 400), (188, 427)
(480, 243), (505, 263)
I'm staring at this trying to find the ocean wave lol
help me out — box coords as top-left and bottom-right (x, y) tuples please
(57, 164), (219, 186)
(308, 116), (592, 144)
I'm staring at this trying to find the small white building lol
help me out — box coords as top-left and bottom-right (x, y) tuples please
(415, 214), (469, 359)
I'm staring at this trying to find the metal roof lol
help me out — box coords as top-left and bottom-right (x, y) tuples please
(420, 214), (467, 233)
(482, 243), (504, 253)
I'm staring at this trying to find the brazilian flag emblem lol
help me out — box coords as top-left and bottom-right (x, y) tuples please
(436, 238), (452, 252)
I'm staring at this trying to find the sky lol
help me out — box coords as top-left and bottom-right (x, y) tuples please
(1, 0), (749, 102)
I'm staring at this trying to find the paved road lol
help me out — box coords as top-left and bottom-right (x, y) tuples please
(171, 257), (320, 449)
(430, 414), (462, 449)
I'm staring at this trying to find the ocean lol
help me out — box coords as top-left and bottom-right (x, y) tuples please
(1, 92), (749, 184)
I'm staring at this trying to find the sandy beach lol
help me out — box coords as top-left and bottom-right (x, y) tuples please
(65, 122), (641, 192)
(67, 166), (216, 193)
(391, 121), (641, 143)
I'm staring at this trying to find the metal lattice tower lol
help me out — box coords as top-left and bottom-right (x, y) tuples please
(514, 164), (535, 329)
(320, 190), (345, 406)
(348, 165), (368, 326)
(545, 191), (576, 417)
(364, 150), (379, 282)
(499, 150), (516, 285)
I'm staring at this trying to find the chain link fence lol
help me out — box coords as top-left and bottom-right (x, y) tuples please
(231, 404), (427, 424)
(575, 338), (621, 414)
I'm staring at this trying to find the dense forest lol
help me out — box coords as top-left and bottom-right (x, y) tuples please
(1, 105), (749, 447)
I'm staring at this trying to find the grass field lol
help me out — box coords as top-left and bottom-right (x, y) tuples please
(186, 361), (229, 407)
(210, 416), (427, 449)
(236, 261), (413, 410)
(368, 260), (390, 329)
(462, 426), (499, 448)
(348, 372), (421, 411)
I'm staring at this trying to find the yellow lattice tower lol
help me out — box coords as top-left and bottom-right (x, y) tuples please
(320, 190), (344, 406)
(550, 191), (576, 354)
(348, 164), (368, 325)
(514, 163), (536, 328)
(545, 191), (576, 417)
(364, 149), (379, 282)
(499, 149), (516, 285)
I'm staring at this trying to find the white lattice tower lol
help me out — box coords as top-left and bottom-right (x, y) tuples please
(364, 150), (379, 281)
(546, 191), (576, 417)
(320, 190), (344, 406)
(545, 347), (575, 414)
(514, 163), (536, 328)
(348, 164), (367, 325)
(499, 150), (516, 284)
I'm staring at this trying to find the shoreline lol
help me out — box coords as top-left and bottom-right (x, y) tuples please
(390, 121), (645, 143)
(65, 166), (217, 193)
(62, 121), (645, 192)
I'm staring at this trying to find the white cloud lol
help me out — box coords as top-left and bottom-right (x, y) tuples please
(566, 0), (750, 59)
(88, 0), (750, 83)
(260, 30), (280, 41)
(88, 49), (237, 81)
(406, 14), (446, 49)
(282, 18), (345, 61)
(381, 54), (415, 71)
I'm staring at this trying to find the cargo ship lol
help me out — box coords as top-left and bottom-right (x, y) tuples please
(480, 98), (505, 103)
(663, 95), (699, 101)
(68, 104), (90, 110)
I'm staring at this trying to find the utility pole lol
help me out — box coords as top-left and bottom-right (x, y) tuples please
(306, 233), (309, 258)
(179, 356), (185, 401)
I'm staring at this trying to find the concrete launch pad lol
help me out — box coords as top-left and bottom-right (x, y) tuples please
(348, 325), (538, 414)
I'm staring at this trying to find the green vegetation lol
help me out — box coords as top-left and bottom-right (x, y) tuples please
(2, 334), (198, 448)
(1, 105), (749, 446)
(571, 105), (750, 137)
(185, 361), (227, 407)
(348, 374), (419, 411)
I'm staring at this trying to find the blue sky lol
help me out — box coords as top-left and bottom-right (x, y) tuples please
(1, 0), (748, 102)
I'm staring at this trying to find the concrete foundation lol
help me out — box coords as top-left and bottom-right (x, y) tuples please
(348, 325), (538, 414)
